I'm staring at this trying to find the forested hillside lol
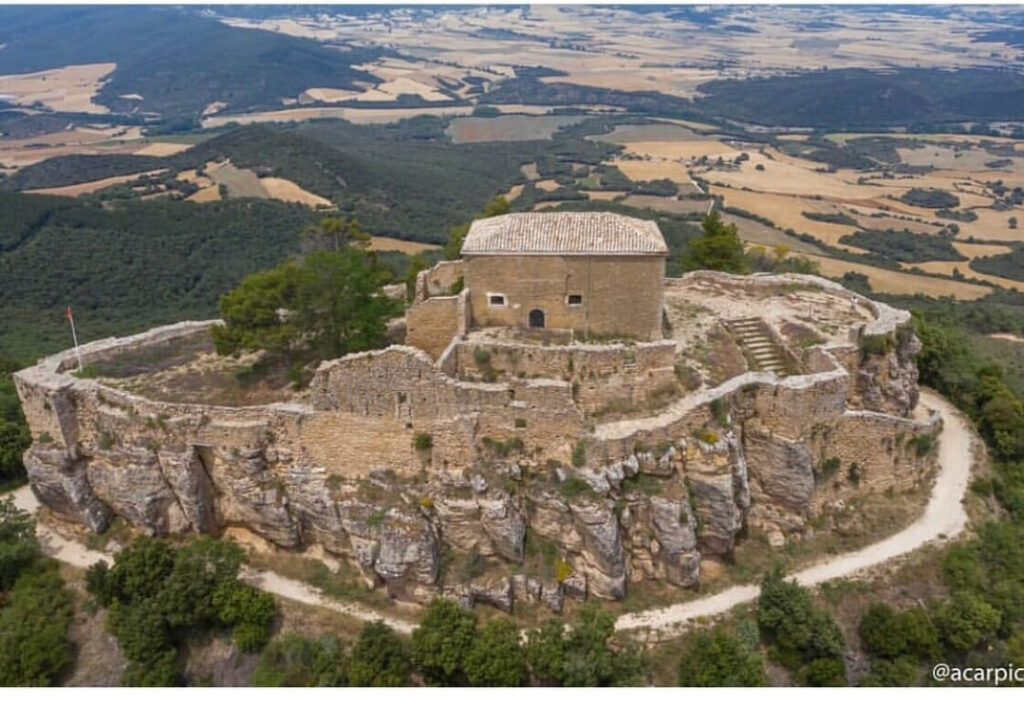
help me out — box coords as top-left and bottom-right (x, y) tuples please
(3, 119), (619, 240)
(0, 193), (322, 360)
(0, 6), (378, 119)
(694, 69), (1024, 128)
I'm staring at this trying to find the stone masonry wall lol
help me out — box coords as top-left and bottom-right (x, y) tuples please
(414, 260), (464, 303)
(14, 273), (937, 612)
(463, 254), (664, 341)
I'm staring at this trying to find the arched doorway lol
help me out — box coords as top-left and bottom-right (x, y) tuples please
(528, 308), (545, 328)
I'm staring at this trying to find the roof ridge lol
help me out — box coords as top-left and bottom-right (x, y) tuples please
(461, 211), (668, 256)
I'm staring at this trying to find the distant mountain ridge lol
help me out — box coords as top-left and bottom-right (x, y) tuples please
(0, 6), (379, 120)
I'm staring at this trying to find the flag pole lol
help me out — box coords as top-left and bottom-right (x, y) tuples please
(67, 305), (83, 372)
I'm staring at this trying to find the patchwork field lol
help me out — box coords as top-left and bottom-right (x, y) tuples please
(807, 254), (994, 300)
(0, 125), (145, 167)
(24, 170), (162, 197)
(259, 177), (333, 208)
(206, 161), (268, 199)
(610, 158), (697, 185)
(446, 114), (583, 143)
(132, 141), (191, 157)
(369, 236), (439, 254)
(0, 62), (115, 114)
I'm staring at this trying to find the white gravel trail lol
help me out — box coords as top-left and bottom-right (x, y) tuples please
(615, 390), (974, 636)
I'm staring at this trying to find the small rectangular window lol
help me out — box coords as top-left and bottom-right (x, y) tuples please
(567, 294), (583, 306)
(489, 293), (506, 307)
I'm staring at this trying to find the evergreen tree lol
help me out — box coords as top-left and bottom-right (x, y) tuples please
(679, 210), (749, 274)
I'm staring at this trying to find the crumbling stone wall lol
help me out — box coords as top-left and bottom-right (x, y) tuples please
(453, 339), (678, 414)
(414, 260), (464, 303)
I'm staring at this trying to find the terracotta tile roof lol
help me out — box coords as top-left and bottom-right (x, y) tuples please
(461, 212), (668, 256)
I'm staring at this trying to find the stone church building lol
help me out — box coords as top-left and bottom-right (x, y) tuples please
(407, 212), (668, 356)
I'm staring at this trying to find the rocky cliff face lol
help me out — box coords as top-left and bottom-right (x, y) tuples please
(22, 424), (755, 609)
(852, 327), (922, 417)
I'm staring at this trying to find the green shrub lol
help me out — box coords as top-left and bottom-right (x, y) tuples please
(514, 418), (527, 429)
(571, 441), (586, 467)
(0, 498), (37, 592)
(473, 348), (491, 365)
(0, 560), (73, 686)
(860, 334), (893, 358)
(98, 432), (115, 451)
(560, 477), (591, 499)
(465, 618), (525, 687)
(908, 434), (934, 458)
(252, 633), (348, 687)
(348, 621), (410, 687)
(818, 456), (841, 480)
(410, 598), (478, 685)
(757, 568), (847, 685)
(678, 625), (768, 687)
(213, 580), (277, 653)
(847, 462), (861, 486)
(413, 432), (433, 451)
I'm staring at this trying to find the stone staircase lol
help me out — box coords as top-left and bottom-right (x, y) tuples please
(726, 318), (788, 376)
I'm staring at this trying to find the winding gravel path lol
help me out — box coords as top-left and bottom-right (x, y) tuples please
(8, 391), (973, 638)
(9, 485), (417, 635)
(615, 390), (974, 636)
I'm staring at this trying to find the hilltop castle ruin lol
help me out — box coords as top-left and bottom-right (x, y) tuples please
(14, 212), (938, 612)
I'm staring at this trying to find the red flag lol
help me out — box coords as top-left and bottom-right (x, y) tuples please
(66, 305), (72, 322)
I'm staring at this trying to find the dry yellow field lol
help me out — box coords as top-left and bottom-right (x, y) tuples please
(620, 140), (737, 161)
(25, 170), (161, 197)
(954, 241), (1014, 259)
(535, 179), (560, 192)
(620, 195), (707, 214)
(260, 177), (333, 208)
(610, 159), (694, 184)
(0, 63), (115, 114)
(711, 186), (858, 248)
(133, 142), (191, 157)
(849, 211), (943, 235)
(301, 87), (363, 103)
(369, 237), (439, 254)
(0, 126), (144, 167)
(701, 151), (890, 201)
(953, 207), (1024, 243)
(503, 184), (525, 202)
(896, 145), (1012, 172)
(187, 185), (221, 203)
(584, 190), (627, 201)
(177, 167), (215, 189)
(806, 255), (993, 300)
(201, 102), (557, 129)
(911, 260), (1024, 290)
(202, 104), (475, 128)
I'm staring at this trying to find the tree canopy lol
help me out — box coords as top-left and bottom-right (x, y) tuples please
(86, 536), (276, 686)
(212, 246), (401, 364)
(677, 624), (768, 687)
(679, 210), (749, 274)
(347, 620), (411, 687)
